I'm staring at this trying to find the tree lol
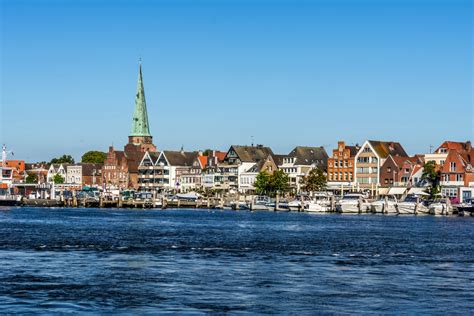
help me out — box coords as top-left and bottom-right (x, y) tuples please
(301, 167), (327, 195)
(254, 171), (271, 195)
(50, 154), (75, 164)
(422, 161), (440, 197)
(268, 169), (290, 197)
(52, 174), (65, 184)
(81, 151), (107, 163)
(25, 174), (38, 184)
(202, 149), (212, 156)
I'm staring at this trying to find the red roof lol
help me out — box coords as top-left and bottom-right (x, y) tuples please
(215, 151), (226, 162)
(198, 156), (208, 168)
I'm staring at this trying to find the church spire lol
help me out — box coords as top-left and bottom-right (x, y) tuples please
(130, 60), (151, 137)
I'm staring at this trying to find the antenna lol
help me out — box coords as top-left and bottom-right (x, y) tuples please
(429, 144), (434, 154)
(251, 136), (254, 147)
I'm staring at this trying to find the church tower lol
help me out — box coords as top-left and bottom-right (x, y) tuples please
(126, 61), (157, 153)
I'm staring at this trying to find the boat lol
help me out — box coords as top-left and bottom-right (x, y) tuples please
(305, 192), (332, 213)
(370, 195), (398, 214)
(396, 194), (429, 215)
(288, 195), (309, 211)
(335, 193), (370, 213)
(251, 196), (271, 211)
(457, 198), (474, 216)
(230, 201), (250, 210)
(429, 198), (453, 216)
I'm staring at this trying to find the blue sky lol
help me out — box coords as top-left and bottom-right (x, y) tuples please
(1, 0), (472, 162)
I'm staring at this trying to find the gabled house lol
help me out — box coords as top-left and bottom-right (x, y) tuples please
(239, 154), (278, 194)
(137, 151), (160, 193)
(201, 150), (227, 190)
(216, 145), (275, 193)
(278, 146), (328, 193)
(437, 141), (474, 200)
(327, 141), (359, 186)
(102, 146), (129, 190)
(47, 163), (68, 184)
(379, 155), (424, 187)
(354, 140), (408, 189)
(138, 150), (200, 193)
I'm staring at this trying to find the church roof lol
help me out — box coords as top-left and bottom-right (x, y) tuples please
(130, 62), (151, 137)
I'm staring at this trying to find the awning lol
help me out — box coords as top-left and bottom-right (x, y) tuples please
(378, 188), (390, 195)
(388, 187), (407, 195)
(408, 187), (430, 196)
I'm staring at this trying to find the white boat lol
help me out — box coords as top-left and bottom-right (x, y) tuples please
(305, 193), (332, 213)
(251, 196), (271, 211)
(370, 195), (398, 214)
(305, 201), (330, 212)
(429, 198), (452, 216)
(457, 198), (474, 216)
(288, 199), (303, 211)
(335, 193), (370, 213)
(396, 194), (429, 215)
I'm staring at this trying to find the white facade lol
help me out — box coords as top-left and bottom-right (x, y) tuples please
(354, 141), (382, 187)
(66, 165), (82, 185)
(47, 164), (67, 184)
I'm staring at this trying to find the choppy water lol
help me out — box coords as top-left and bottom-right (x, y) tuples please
(0, 207), (473, 313)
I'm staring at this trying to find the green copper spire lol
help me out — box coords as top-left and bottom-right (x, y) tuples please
(130, 61), (151, 137)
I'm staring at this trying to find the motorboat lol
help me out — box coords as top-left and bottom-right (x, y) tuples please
(288, 195), (310, 211)
(251, 196), (271, 211)
(429, 198), (453, 216)
(305, 192), (332, 213)
(457, 198), (474, 216)
(335, 193), (370, 213)
(230, 201), (250, 210)
(370, 195), (398, 214)
(396, 194), (429, 215)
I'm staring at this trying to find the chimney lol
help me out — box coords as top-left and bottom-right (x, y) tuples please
(466, 141), (472, 151)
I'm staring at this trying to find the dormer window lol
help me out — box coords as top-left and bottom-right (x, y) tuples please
(450, 162), (456, 172)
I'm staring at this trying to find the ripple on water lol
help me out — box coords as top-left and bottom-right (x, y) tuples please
(0, 207), (473, 313)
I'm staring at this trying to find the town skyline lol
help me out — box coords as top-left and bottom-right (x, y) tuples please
(1, 0), (472, 161)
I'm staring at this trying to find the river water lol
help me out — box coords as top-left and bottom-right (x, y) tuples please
(0, 207), (473, 313)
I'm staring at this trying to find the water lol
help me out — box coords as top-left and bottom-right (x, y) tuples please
(0, 207), (473, 313)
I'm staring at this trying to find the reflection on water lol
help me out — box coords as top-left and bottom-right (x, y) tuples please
(0, 207), (473, 313)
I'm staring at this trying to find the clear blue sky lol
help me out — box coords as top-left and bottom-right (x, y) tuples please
(1, 0), (472, 162)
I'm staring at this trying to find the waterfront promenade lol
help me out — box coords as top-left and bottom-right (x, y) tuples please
(0, 207), (473, 313)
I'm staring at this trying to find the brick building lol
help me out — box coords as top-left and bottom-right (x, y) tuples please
(327, 141), (359, 185)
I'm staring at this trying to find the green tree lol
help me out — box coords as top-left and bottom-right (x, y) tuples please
(202, 149), (212, 156)
(301, 167), (327, 194)
(268, 169), (290, 197)
(50, 154), (75, 164)
(422, 161), (440, 197)
(25, 174), (38, 184)
(52, 174), (65, 184)
(81, 151), (107, 163)
(254, 171), (271, 195)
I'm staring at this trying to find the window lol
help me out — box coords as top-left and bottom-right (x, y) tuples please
(456, 174), (463, 181)
(387, 167), (391, 173)
(450, 162), (456, 172)
(363, 147), (371, 153)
